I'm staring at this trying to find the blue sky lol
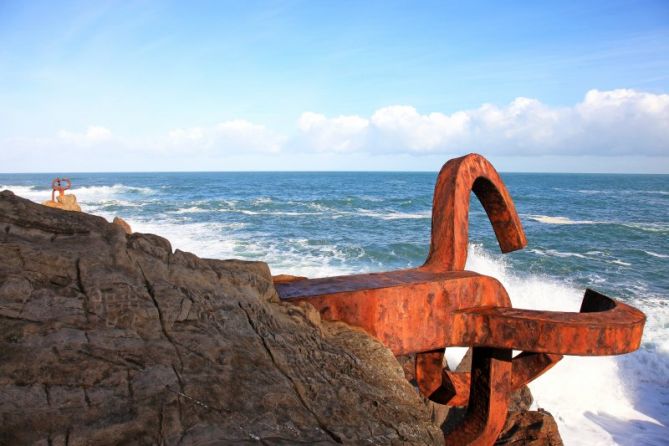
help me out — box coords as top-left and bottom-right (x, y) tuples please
(1, 0), (668, 172)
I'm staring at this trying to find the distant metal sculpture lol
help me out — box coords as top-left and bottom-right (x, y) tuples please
(51, 177), (72, 202)
(42, 177), (81, 212)
(274, 153), (645, 445)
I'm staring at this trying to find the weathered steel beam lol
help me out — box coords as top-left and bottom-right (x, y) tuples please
(277, 270), (510, 355)
(449, 288), (644, 355)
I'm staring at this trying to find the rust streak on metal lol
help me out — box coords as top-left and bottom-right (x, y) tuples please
(273, 153), (646, 445)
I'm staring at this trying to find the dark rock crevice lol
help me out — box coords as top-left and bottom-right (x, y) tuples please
(238, 301), (343, 444)
(134, 257), (186, 375)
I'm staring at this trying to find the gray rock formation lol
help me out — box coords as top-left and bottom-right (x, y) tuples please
(0, 190), (442, 445)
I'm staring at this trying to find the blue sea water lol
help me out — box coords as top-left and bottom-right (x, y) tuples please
(2, 171), (668, 445)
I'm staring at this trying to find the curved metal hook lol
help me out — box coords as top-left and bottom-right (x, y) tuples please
(423, 153), (527, 271)
(416, 153), (527, 434)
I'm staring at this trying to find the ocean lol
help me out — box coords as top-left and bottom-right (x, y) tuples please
(2, 170), (667, 445)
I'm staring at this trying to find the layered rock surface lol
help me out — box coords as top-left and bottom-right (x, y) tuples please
(0, 190), (442, 445)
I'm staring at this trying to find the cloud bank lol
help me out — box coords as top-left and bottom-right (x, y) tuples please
(5, 89), (668, 162)
(291, 89), (669, 156)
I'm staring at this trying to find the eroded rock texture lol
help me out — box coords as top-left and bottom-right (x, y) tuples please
(495, 410), (563, 446)
(0, 190), (443, 445)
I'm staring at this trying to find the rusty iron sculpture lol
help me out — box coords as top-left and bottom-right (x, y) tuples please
(273, 154), (645, 445)
(51, 177), (72, 202)
(42, 177), (81, 212)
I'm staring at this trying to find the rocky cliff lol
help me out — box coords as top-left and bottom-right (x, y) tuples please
(0, 190), (561, 445)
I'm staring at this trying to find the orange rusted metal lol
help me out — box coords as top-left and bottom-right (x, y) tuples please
(51, 177), (72, 201)
(273, 153), (646, 445)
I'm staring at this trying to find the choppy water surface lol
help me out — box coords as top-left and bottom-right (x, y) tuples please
(2, 171), (668, 445)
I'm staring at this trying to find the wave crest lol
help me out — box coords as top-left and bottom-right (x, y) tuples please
(528, 214), (596, 225)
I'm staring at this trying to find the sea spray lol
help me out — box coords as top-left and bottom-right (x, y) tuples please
(465, 245), (668, 446)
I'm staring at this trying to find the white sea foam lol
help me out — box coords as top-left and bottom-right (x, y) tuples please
(562, 188), (669, 196)
(358, 195), (384, 202)
(621, 190), (669, 196)
(623, 222), (669, 233)
(251, 197), (273, 204)
(116, 216), (360, 278)
(520, 214), (669, 235)
(645, 251), (669, 259)
(547, 249), (587, 258)
(2, 183), (155, 205)
(220, 206), (431, 220)
(355, 209), (431, 220)
(1, 185), (48, 201)
(528, 214), (597, 225)
(530, 248), (588, 258)
(128, 219), (245, 259)
(465, 245), (669, 446)
(171, 206), (209, 214)
(307, 203), (331, 212)
(237, 209), (320, 216)
(70, 184), (155, 199)
(84, 199), (145, 210)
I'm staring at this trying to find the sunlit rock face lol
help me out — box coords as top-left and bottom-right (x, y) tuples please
(0, 190), (441, 445)
(112, 216), (132, 234)
(42, 193), (82, 212)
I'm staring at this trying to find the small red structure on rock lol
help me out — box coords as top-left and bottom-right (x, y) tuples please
(51, 177), (71, 201)
(274, 153), (645, 445)
(42, 177), (81, 212)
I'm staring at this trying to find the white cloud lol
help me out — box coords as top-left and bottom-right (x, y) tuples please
(5, 89), (667, 169)
(369, 105), (470, 152)
(167, 119), (283, 153)
(293, 89), (669, 156)
(573, 89), (669, 156)
(296, 112), (369, 152)
(57, 126), (112, 146)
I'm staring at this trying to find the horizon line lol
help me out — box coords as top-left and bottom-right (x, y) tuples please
(1, 169), (668, 176)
